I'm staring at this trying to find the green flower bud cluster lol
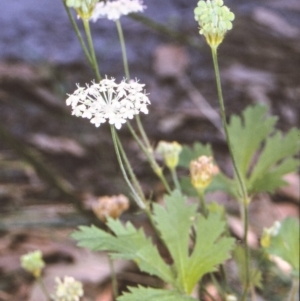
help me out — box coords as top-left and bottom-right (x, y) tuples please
(20, 250), (45, 278)
(194, 0), (234, 48)
(65, 0), (99, 20)
(156, 141), (182, 170)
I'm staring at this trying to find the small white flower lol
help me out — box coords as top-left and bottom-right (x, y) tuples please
(91, 0), (146, 22)
(52, 276), (83, 301)
(66, 77), (150, 129)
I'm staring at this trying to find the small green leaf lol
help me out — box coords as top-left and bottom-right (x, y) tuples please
(117, 286), (196, 301)
(185, 213), (235, 293)
(266, 218), (299, 275)
(153, 190), (197, 292)
(71, 221), (175, 285)
(178, 142), (212, 168)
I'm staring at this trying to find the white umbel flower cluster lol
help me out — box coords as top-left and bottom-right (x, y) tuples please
(66, 77), (150, 129)
(91, 0), (145, 22)
(52, 276), (83, 301)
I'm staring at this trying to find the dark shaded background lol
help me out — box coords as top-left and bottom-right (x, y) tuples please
(0, 0), (299, 300)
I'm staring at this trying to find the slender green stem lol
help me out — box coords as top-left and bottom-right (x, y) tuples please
(197, 189), (208, 218)
(170, 167), (181, 192)
(115, 133), (145, 202)
(116, 20), (130, 80)
(240, 201), (250, 301)
(108, 255), (118, 299)
(110, 126), (145, 209)
(127, 122), (171, 193)
(62, 1), (93, 65)
(115, 21), (153, 153)
(210, 47), (248, 201)
(83, 19), (101, 81)
(135, 114), (152, 150)
(288, 278), (299, 301)
(211, 46), (250, 298)
(114, 130), (170, 256)
(36, 277), (51, 301)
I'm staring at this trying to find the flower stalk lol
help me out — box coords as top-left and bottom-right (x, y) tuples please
(111, 125), (146, 209)
(116, 19), (130, 80)
(127, 122), (171, 193)
(211, 45), (250, 301)
(83, 19), (101, 81)
(62, 1), (93, 65)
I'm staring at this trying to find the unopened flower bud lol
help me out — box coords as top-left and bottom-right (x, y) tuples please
(53, 276), (83, 301)
(92, 194), (130, 222)
(190, 156), (219, 191)
(66, 0), (98, 20)
(20, 250), (45, 278)
(261, 221), (281, 248)
(156, 141), (182, 170)
(194, 0), (234, 48)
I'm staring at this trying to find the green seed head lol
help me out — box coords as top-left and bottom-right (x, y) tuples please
(194, 0), (234, 48)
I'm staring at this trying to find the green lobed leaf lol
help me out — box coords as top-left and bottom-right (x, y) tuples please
(117, 286), (196, 301)
(228, 105), (277, 177)
(184, 213), (235, 293)
(71, 220), (175, 285)
(71, 225), (112, 251)
(266, 217), (299, 275)
(249, 157), (299, 194)
(178, 142), (212, 168)
(153, 190), (197, 292)
(248, 128), (300, 193)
